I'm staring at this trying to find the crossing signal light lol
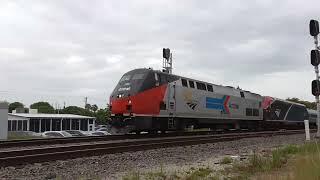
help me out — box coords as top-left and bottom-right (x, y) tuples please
(312, 80), (320, 96)
(310, 20), (320, 36)
(311, 50), (320, 66)
(163, 48), (170, 60)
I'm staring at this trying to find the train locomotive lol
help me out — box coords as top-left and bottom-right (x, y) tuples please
(109, 67), (317, 134)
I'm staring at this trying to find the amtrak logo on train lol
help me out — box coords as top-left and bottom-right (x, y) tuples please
(183, 90), (199, 110)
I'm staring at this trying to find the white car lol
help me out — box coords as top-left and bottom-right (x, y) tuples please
(42, 131), (72, 138)
(88, 131), (111, 136)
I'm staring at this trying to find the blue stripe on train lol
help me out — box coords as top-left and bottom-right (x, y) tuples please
(206, 103), (224, 110)
(206, 97), (224, 104)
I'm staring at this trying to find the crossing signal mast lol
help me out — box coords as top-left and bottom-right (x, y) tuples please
(162, 48), (173, 74)
(309, 19), (320, 137)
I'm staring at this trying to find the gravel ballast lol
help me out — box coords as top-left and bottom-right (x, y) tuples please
(0, 133), (313, 179)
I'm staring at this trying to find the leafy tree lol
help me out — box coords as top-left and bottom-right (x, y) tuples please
(286, 97), (316, 110)
(61, 106), (94, 117)
(9, 102), (24, 113)
(85, 103), (92, 111)
(95, 108), (111, 125)
(91, 104), (98, 113)
(30, 102), (55, 113)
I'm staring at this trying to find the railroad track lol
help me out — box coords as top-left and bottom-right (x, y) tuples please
(0, 129), (310, 167)
(0, 129), (272, 149)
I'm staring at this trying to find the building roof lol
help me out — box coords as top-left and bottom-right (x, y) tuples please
(9, 113), (95, 119)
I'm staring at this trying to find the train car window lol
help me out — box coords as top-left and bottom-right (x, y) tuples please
(253, 109), (259, 116)
(246, 108), (253, 116)
(189, 80), (195, 88)
(207, 84), (213, 92)
(240, 92), (245, 98)
(196, 82), (207, 91)
(181, 79), (188, 87)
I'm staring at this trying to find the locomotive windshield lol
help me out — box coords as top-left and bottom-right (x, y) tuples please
(110, 69), (154, 98)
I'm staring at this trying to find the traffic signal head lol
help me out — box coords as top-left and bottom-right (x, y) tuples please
(312, 80), (320, 96)
(311, 50), (320, 66)
(310, 19), (320, 36)
(163, 48), (170, 60)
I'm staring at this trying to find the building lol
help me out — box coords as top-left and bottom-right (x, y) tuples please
(8, 113), (96, 133)
(0, 102), (8, 140)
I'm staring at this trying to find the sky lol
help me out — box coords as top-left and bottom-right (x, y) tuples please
(0, 0), (319, 109)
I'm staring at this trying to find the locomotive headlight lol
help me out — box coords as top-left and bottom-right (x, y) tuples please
(128, 100), (132, 104)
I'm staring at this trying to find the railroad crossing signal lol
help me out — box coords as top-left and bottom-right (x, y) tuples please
(312, 80), (320, 96)
(309, 19), (320, 138)
(163, 48), (170, 60)
(311, 50), (320, 66)
(310, 20), (319, 36)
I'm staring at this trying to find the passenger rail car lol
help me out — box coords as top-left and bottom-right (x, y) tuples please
(109, 68), (316, 134)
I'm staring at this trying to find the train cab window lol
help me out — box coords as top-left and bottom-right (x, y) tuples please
(189, 80), (195, 88)
(240, 92), (245, 98)
(196, 82), (207, 91)
(132, 73), (145, 80)
(181, 79), (188, 87)
(207, 84), (213, 92)
(120, 75), (131, 82)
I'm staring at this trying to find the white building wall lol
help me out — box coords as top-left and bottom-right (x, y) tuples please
(0, 102), (8, 140)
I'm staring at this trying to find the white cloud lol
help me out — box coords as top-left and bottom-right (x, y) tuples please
(0, 0), (319, 107)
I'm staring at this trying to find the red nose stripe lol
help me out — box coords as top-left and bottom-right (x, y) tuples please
(111, 84), (167, 115)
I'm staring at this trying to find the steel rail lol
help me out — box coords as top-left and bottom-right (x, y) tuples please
(0, 129), (309, 167)
(0, 129), (267, 149)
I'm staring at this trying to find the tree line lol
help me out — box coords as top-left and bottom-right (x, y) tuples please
(8, 101), (110, 125)
(285, 98), (316, 110)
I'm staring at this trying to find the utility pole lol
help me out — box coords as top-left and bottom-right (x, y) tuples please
(84, 97), (88, 109)
(309, 19), (320, 137)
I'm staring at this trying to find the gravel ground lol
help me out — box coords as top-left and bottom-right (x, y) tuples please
(0, 133), (314, 180)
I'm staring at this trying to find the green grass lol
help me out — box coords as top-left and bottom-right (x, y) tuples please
(123, 143), (320, 180)
(230, 142), (320, 179)
(122, 167), (219, 180)
(122, 171), (140, 180)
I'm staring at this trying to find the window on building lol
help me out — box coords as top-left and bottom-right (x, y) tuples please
(8, 120), (11, 131)
(240, 92), (245, 98)
(181, 79), (188, 87)
(207, 84), (213, 92)
(62, 119), (71, 130)
(41, 119), (46, 132)
(12, 120), (17, 131)
(45, 119), (51, 131)
(189, 80), (195, 88)
(196, 82), (207, 91)
(80, 119), (88, 131)
(71, 119), (80, 130)
(23, 120), (27, 131)
(18, 121), (22, 131)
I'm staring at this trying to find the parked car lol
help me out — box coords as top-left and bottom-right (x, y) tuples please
(95, 128), (108, 131)
(42, 131), (72, 138)
(89, 131), (111, 136)
(65, 130), (87, 137)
